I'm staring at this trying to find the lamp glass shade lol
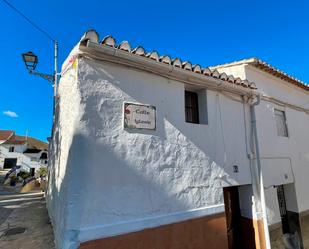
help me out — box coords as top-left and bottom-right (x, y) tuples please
(22, 51), (38, 70)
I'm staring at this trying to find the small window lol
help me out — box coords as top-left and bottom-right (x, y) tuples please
(185, 91), (199, 123)
(275, 109), (288, 137)
(9, 146), (14, 152)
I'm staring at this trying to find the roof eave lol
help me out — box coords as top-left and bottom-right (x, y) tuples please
(79, 41), (258, 97)
(212, 58), (309, 92)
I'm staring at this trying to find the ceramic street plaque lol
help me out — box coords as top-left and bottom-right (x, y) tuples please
(123, 102), (156, 130)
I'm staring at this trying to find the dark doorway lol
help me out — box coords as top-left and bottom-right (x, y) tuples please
(3, 158), (17, 169)
(224, 186), (257, 249)
(276, 185), (304, 249)
(224, 186), (242, 249)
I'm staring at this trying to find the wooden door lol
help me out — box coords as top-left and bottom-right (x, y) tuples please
(224, 187), (242, 249)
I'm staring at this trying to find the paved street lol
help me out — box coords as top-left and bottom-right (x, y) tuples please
(0, 170), (55, 249)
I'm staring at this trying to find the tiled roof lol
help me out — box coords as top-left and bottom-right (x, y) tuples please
(0, 130), (48, 149)
(3, 139), (26, 145)
(0, 130), (14, 141)
(79, 30), (257, 90)
(211, 58), (309, 91)
(15, 136), (48, 150)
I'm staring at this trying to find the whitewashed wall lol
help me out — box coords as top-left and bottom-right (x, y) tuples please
(0, 144), (42, 171)
(2, 143), (27, 153)
(245, 66), (309, 215)
(47, 54), (256, 248)
(217, 64), (309, 225)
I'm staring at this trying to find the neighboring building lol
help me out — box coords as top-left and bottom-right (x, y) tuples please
(212, 58), (309, 249)
(47, 30), (309, 249)
(0, 130), (48, 171)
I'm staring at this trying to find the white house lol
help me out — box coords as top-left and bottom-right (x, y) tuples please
(47, 30), (285, 249)
(212, 58), (309, 249)
(0, 130), (48, 172)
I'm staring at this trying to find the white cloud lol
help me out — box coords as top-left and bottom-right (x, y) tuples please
(3, 110), (18, 118)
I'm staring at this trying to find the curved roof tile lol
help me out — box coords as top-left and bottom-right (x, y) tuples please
(234, 78), (242, 85)
(182, 61), (192, 71)
(249, 82), (257, 89)
(160, 55), (172, 65)
(81, 30), (99, 44)
(202, 68), (211, 76)
(146, 51), (160, 61)
(211, 70), (220, 78)
(82, 30), (258, 91)
(241, 79), (250, 87)
(193, 65), (202, 74)
(132, 46), (146, 56)
(172, 58), (182, 68)
(118, 41), (131, 52)
(101, 35), (116, 47)
(219, 72), (228, 81)
(227, 75), (235, 83)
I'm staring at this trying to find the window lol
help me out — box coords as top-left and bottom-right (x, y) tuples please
(275, 109), (288, 137)
(9, 146), (14, 152)
(185, 91), (199, 123)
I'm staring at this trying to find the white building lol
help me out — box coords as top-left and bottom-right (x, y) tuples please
(213, 58), (309, 249)
(0, 130), (48, 172)
(47, 30), (309, 249)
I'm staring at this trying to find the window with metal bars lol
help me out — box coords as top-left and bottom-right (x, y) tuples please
(185, 91), (199, 124)
(274, 109), (288, 137)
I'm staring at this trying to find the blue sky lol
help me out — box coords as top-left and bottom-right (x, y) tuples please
(0, 0), (308, 141)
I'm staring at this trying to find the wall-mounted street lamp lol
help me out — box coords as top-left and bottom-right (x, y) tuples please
(22, 41), (59, 138)
(21, 42), (58, 87)
(22, 51), (38, 71)
(21, 41), (59, 108)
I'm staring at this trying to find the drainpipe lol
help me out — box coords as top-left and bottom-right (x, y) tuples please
(249, 94), (271, 249)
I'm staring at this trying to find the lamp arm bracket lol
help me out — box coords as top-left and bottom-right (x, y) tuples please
(29, 70), (54, 83)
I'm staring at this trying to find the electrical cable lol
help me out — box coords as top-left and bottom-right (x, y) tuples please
(1, 0), (55, 42)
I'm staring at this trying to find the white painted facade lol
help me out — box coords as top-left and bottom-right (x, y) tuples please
(47, 31), (309, 249)
(0, 142), (48, 171)
(216, 63), (309, 226)
(46, 36), (263, 248)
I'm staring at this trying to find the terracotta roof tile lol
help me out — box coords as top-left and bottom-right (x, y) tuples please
(202, 68), (211, 76)
(15, 135), (48, 150)
(0, 130), (15, 141)
(3, 139), (26, 145)
(193, 65), (202, 74)
(132, 46), (146, 56)
(118, 41), (131, 52)
(172, 58), (182, 68)
(211, 58), (309, 91)
(146, 51), (160, 61)
(80, 30), (258, 90)
(160, 55), (172, 64)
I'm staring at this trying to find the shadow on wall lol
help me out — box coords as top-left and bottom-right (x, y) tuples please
(47, 58), (246, 248)
(48, 131), (230, 247)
